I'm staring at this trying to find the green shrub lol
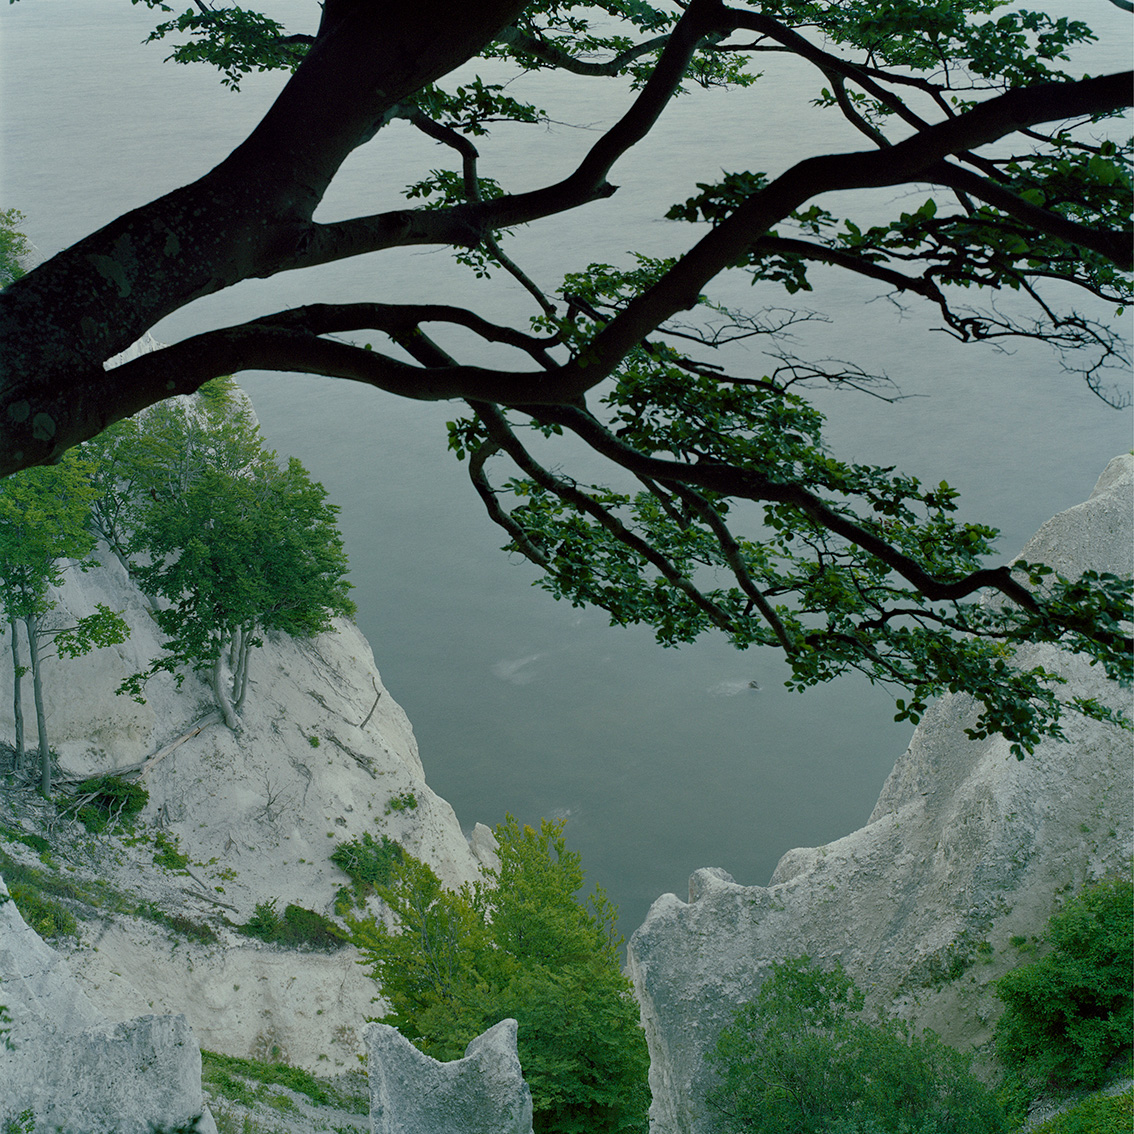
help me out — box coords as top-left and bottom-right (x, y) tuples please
(995, 876), (1133, 1091)
(330, 831), (403, 890)
(72, 774), (149, 833)
(384, 791), (417, 815)
(153, 830), (191, 871)
(706, 956), (1008, 1134)
(350, 816), (650, 1134)
(237, 899), (344, 950)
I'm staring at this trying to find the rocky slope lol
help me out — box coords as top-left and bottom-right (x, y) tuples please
(627, 455), (1134, 1134)
(0, 516), (495, 1072)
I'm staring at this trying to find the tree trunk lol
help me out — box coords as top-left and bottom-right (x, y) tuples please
(8, 614), (24, 760)
(212, 652), (239, 732)
(233, 627), (254, 716)
(23, 613), (50, 796)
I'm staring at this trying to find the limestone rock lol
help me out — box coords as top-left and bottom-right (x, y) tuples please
(0, 875), (216, 1134)
(367, 1018), (534, 1134)
(627, 455), (1134, 1134)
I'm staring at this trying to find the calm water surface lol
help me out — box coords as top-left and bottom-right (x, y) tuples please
(1, 1), (1130, 934)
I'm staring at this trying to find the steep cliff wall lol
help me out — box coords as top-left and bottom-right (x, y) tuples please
(0, 524), (494, 1070)
(627, 455), (1133, 1134)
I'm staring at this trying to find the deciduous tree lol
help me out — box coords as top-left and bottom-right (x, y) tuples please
(111, 384), (355, 729)
(350, 816), (651, 1132)
(0, 452), (129, 794)
(1, 1), (1130, 751)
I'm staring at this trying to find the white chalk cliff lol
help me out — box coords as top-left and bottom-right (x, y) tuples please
(627, 455), (1134, 1134)
(0, 506), (493, 1070)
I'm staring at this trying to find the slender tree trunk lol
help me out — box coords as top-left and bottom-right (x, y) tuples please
(8, 614), (24, 759)
(233, 627), (254, 715)
(212, 652), (239, 731)
(23, 613), (50, 796)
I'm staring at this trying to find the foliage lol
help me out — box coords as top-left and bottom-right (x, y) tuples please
(383, 791), (417, 815)
(330, 831), (403, 893)
(71, 774), (149, 834)
(236, 899), (345, 951)
(0, 208), (32, 287)
(6, 879), (78, 940)
(105, 381), (354, 729)
(995, 876), (1134, 1092)
(706, 956), (1007, 1134)
(152, 831), (191, 871)
(350, 816), (650, 1133)
(2, 0), (1131, 754)
(1029, 1088), (1134, 1134)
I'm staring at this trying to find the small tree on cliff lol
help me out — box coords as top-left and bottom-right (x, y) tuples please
(117, 387), (354, 729)
(0, 451), (130, 795)
(0, 2), (1130, 751)
(350, 816), (651, 1133)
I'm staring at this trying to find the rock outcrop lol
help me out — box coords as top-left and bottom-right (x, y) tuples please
(367, 1018), (534, 1134)
(628, 455), (1134, 1134)
(0, 875), (216, 1134)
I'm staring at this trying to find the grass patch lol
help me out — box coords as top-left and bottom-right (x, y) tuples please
(1030, 1088), (1133, 1134)
(201, 1051), (368, 1114)
(5, 879), (77, 939)
(0, 846), (216, 944)
(330, 832), (402, 907)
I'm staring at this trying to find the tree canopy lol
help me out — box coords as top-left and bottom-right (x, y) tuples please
(96, 379), (355, 729)
(349, 816), (651, 1132)
(0, 0), (1130, 753)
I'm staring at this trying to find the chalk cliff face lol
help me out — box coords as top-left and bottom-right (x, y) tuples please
(0, 875), (217, 1134)
(627, 455), (1134, 1134)
(0, 497), (494, 1069)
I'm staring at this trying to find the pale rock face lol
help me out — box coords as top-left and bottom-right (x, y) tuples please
(0, 876), (216, 1134)
(627, 455), (1134, 1134)
(0, 503), (485, 1069)
(367, 1018), (534, 1134)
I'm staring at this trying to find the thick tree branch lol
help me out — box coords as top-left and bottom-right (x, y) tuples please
(553, 70), (1132, 398)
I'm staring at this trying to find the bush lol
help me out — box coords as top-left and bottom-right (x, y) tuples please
(995, 876), (1133, 1092)
(153, 830), (190, 870)
(330, 831), (403, 890)
(72, 774), (149, 833)
(706, 956), (1007, 1134)
(237, 898), (345, 950)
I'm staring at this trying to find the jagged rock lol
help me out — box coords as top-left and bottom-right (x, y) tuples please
(0, 875), (216, 1134)
(627, 455), (1134, 1134)
(367, 1018), (534, 1134)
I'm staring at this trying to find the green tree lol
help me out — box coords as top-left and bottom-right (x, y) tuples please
(995, 876), (1134, 1094)
(0, 2), (1130, 749)
(350, 816), (651, 1133)
(0, 452), (130, 794)
(115, 388), (355, 728)
(706, 955), (1008, 1134)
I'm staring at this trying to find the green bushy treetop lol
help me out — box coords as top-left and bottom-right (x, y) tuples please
(349, 815), (650, 1133)
(1, 1), (1130, 757)
(995, 875), (1133, 1093)
(94, 378), (355, 729)
(706, 955), (1008, 1134)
